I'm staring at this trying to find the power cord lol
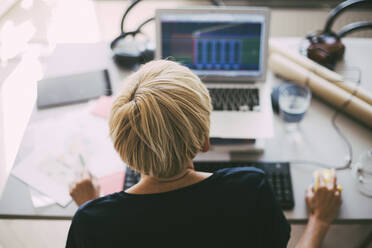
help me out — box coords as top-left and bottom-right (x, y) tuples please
(289, 67), (362, 171)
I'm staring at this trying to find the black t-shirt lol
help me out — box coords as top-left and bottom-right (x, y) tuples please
(66, 167), (291, 248)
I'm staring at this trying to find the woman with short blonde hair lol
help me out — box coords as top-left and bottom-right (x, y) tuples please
(67, 60), (342, 248)
(109, 60), (211, 178)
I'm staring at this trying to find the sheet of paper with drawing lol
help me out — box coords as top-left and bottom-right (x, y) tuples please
(12, 109), (125, 207)
(12, 148), (84, 206)
(30, 188), (56, 208)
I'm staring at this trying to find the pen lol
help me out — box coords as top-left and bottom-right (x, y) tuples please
(79, 153), (90, 177)
(79, 153), (86, 168)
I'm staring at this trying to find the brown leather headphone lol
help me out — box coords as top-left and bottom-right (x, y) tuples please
(306, 0), (372, 69)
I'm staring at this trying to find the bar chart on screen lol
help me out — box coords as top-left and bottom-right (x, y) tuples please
(164, 22), (261, 71)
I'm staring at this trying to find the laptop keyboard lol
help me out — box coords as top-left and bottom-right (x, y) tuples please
(208, 88), (260, 111)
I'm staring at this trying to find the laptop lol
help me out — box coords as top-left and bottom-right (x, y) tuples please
(155, 7), (273, 139)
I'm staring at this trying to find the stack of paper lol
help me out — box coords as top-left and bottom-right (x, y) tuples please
(12, 107), (125, 207)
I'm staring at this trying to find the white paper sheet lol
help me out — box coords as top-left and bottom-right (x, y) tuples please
(30, 188), (56, 208)
(12, 108), (125, 207)
(12, 146), (83, 206)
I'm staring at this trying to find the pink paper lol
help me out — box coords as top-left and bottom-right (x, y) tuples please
(91, 96), (114, 119)
(98, 170), (125, 196)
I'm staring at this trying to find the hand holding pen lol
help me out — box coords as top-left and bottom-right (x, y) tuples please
(69, 154), (100, 207)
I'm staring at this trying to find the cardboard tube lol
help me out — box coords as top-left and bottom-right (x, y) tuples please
(269, 53), (372, 129)
(269, 41), (343, 82)
(333, 81), (372, 106)
(269, 41), (372, 106)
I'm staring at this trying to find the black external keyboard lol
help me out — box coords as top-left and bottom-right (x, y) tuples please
(123, 161), (294, 210)
(208, 88), (260, 112)
(123, 167), (141, 191)
(193, 161), (294, 210)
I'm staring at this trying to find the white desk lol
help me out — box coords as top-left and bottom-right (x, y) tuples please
(0, 38), (371, 224)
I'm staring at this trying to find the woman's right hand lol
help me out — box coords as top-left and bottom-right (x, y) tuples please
(306, 169), (342, 225)
(69, 172), (100, 207)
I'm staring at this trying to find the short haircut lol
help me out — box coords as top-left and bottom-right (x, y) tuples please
(109, 60), (212, 178)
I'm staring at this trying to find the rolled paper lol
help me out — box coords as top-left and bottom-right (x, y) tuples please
(269, 41), (372, 106)
(269, 53), (372, 129)
(269, 41), (343, 82)
(333, 80), (372, 106)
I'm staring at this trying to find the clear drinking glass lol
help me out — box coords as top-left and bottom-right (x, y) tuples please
(278, 84), (311, 131)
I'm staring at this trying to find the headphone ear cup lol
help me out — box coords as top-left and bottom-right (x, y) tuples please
(111, 33), (154, 68)
(306, 34), (345, 69)
(334, 42), (345, 60)
(307, 44), (331, 66)
(113, 52), (140, 68)
(139, 49), (155, 64)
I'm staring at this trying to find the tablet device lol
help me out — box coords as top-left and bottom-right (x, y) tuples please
(37, 69), (112, 109)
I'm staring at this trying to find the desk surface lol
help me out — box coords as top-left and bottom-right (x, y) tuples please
(0, 38), (371, 223)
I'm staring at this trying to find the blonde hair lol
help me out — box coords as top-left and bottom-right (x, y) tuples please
(109, 60), (212, 178)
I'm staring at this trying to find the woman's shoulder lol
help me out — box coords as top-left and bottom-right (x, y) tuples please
(72, 192), (123, 222)
(212, 166), (266, 188)
(215, 166), (265, 180)
(215, 166), (264, 176)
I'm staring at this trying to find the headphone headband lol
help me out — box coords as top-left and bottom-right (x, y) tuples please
(338, 21), (372, 38)
(324, 0), (370, 33)
(110, 31), (138, 50)
(120, 0), (142, 34)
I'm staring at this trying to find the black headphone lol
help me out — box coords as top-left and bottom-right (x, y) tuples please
(306, 0), (372, 69)
(110, 0), (155, 69)
(110, 0), (226, 68)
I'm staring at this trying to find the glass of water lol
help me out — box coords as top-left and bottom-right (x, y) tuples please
(278, 84), (311, 130)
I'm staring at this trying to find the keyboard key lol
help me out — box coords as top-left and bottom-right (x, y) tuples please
(209, 88), (260, 112)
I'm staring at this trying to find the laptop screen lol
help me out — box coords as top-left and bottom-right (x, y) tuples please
(158, 11), (267, 79)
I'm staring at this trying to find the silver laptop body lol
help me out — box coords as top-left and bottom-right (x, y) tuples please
(155, 7), (273, 139)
